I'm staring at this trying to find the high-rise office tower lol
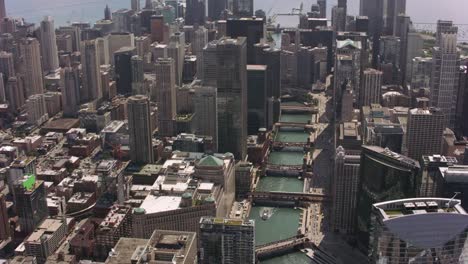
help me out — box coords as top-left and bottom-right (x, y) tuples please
(14, 175), (48, 235)
(155, 58), (176, 136)
(60, 65), (80, 117)
(127, 95), (154, 164)
(226, 17), (264, 64)
(369, 198), (468, 263)
(418, 155), (458, 197)
(167, 32), (185, 86)
(0, 51), (15, 80)
(255, 47), (281, 98)
(150, 15), (164, 43)
(0, 73), (4, 102)
(113, 8), (133, 32)
(131, 55), (144, 94)
(247, 65), (267, 134)
(131, 0), (140, 12)
(194, 85), (218, 151)
(332, 6), (346, 32)
(360, 68), (383, 107)
(5, 77), (25, 113)
(216, 37), (248, 159)
(406, 108), (445, 160)
(357, 145), (420, 248)
(104, 4), (112, 20)
(81, 40), (102, 102)
(405, 31), (424, 82)
(57, 26), (81, 52)
(381, 0), (406, 36)
(198, 41), (218, 86)
(185, 0), (205, 25)
(0, 194), (9, 240)
(192, 25), (208, 56)
(338, 0), (347, 13)
(395, 14), (410, 84)
(26, 94), (49, 126)
(39, 16), (59, 73)
(233, 0), (253, 18)
(332, 146), (360, 234)
(208, 0), (226, 21)
(431, 22), (460, 129)
(114, 46), (136, 96)
(0, 0), (5, 20)
(317, 0), (327, 18)
(411, 57), (432, 90)
(199, 217), (255, 264)
(19, 38), (44, 97)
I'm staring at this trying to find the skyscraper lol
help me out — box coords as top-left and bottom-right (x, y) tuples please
(0, 51), (15, 80)
(332, 146), (360, 234)
(208, 0), (226, 21)
(150, 15), (164, 43)
(131, 0), (140, 12)
(431, 22), (460, 129)
(114, 46), (136, 95)
(185, 0), (205, 25)
(406, 108), (445, 160)
(226, 17), (264, 64)
(19, 38), (44, 97)
(369, 198), (468, 263)
(192, 25), (208, 56)
(167, 32), (185, 86)
(81, 40), (102, 102)
(418, 155), (458, 197)
(247, 65), (267, 134)
(0, 0), (5, 20)
(127, 95), (154, 164)
(60, 65), (81, 117)
(26, 94), (49, 126)
(255, 47), (281, 98)
(194, 85), (218, 150)
(357, 145), (420, 248)
(317, 0), (327, 18)
(331, 6), (346, 32)
(199, 41), (219, 87)
(154, 58), (177, 136)
(14, 175), (48, 235)
(216, 37), (248, 159)
(39, 16), (59, 73)
(232, 0), (253, 18)
(5, 77), (25, 113)
(0, 194), (9, 240)
(199, 217), (255, 264)
(360, 68), (383, 107)
(382, 0), (406, 36)
(104, 4), (112, 20)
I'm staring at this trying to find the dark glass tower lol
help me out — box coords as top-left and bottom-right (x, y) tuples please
(247, 65), (267, 134)
(226, 17), (264, 64)
(114, 46), (136, 96)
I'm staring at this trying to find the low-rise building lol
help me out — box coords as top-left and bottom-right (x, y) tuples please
(24, 218), (67, 263)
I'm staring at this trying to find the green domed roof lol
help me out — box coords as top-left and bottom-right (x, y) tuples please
(133, 208), (146, 215)
(182, 192), (193, 199)
(198, 155), (223, 167)
(204, 197), (215, 203)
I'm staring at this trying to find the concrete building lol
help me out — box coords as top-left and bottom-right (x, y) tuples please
(60, 66), (80, 117)
(106, 230), (197, 264)
(234, 162), (253, 199)
(431, 21), (460, 129)
(0, 51), (15, 80)
(406, 108), (445, 160)
(107, 33), (135, 64)
(14, 175), (49, 235)
(127, 95), (154, 164)
(418, 155), (458, 197)
(6, 76), (25, 113)
(95, 205), (132, 260)
(19, 38), (44, 97)
(216, 37), (248, 159)
(39, 16), (59, 73)
(192, 25), (208, 56)
(333, 146), (360, 234)
(369, 198), (468, 263)
(155, 58), (177, 136)
(26, 94), (49, 126)
(167, 32), (185, 86)
(0, 194), (10, 241)
(112, 9), (132, 32)
(199, 217), (255, 264)
(360, 68), (383, 107)
(331, 6), (346, 32)
(81, 40), (102, 102)
(24, 218), (67, 263)
(411, 57), (432, 89)
(193, 85), (218, 150)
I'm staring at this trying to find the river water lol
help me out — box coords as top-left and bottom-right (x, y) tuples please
(6, 0), (467, 27)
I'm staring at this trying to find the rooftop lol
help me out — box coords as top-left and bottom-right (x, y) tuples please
(139, 195), (181, 214)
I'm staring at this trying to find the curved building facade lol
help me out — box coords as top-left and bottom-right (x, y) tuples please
(370, 198), (468, 263)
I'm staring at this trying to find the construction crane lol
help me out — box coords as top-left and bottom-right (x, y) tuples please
(269, 2), (304, 25)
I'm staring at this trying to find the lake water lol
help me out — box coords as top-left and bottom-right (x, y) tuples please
(5, 0), (468, 28)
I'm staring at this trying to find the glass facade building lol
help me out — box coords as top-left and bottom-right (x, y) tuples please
(370, 198), (468, 263)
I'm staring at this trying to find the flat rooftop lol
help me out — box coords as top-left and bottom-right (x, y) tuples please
(375, 198), (467, 220)
(139, 195), (181, 214)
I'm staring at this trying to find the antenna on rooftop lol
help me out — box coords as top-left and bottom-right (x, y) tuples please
(446, 192), (461, 207)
